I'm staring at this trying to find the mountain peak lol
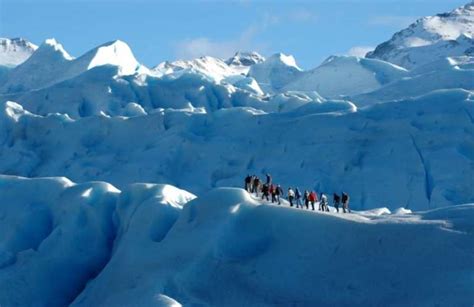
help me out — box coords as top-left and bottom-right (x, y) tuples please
(449, 1), (474, 16)
(226, 51), (265, 66)
(153, 55), (244, 82)
(0, 37), (38, 67)
(79, 39), (141, 75)
(267, 53), (301, 70)
(32, 38), (73, 62)
(0, 37), (37, 50)
(366, 2), (474, 68)
(1, 39), (145, 93)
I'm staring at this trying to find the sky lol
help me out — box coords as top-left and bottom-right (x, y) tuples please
(0, 0), (469, 69)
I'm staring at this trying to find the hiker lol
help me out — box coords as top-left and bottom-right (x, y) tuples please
(342, 192), (350, 213)
(303, 190), (310, 209)
(333, 193), (341, 213)
(288, 188), (295, 207)
(295, 188), (302, 208)
(253, 176), (260, 196)
(320, 193), (329, 212)
(244, 174), (252, 192)
(275, 184), (283, 205)
(266, 173), (272, 185)
(261, 183), (270, 201)
(270, 184), (276, 203)
(308, 191), (317, 210)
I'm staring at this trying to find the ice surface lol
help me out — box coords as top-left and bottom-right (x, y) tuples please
(0, 176), (472, 306)
(283, 56), (409, 98)
(0, 175), (193, 306)
(0, 88), (472, 210)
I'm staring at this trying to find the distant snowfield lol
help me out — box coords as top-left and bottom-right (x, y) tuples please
(0, 175), (472, 306)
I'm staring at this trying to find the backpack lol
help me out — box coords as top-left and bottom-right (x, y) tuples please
(321, 194), (327, 204)
(288, 189), (295, 197)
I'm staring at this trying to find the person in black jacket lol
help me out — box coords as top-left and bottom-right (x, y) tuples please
(244, 175), (252, 192)
(303, 190), (309, 209)
(266, 173), (272, 185)
(295, 188), (302, 208)
(253, 177), (260, 196)
(275, 184), (283, 205)
(342, 192), (350, 213)
(261, 183), (270, 201)
(333, 193), (341, 213)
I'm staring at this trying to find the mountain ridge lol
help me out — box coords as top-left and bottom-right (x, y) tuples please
(367, 2), (474, 68)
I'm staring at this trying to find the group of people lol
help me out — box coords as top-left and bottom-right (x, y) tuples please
(245, 174), (285, 204)
(244, 174), (351, 213)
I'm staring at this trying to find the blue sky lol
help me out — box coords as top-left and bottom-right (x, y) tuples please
(0, 0), (468, 69)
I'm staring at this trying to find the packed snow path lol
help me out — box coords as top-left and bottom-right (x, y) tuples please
(0, 175), (472, 306)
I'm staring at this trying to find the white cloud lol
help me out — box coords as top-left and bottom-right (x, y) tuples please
(174, 8), (318, 60)
(174, 25), (269, 60)
(346, 46), (374, 57)
(369, 15), (418, 28)
(174, 14), (271, 60)
(287, 8), (318, 23)
(175, 37), (248, 60)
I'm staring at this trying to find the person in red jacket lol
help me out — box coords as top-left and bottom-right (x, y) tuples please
(269, 184), (276, 203)
(308, 191), (318, 210)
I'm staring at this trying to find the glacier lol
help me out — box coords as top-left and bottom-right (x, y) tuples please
(0, 88), (472, 210)
(0, 1), (474, 306)
(0, 175), (472, 306)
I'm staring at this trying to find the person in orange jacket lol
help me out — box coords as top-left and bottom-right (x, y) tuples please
(308, 191), (317, 210)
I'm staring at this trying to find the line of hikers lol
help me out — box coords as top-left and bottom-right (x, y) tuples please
(244, 174), (351, 213)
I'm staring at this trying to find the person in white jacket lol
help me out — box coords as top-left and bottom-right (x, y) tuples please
(287, 188), (295, 207)
(320, 193), (329, 212)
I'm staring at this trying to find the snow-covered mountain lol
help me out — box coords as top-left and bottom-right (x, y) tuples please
(0, 38), (37, 67)
(152, 56), (245, 82)
(366, 2), (474, 68)
(248, 53), (303, 93)
(226, 51), (265, 67)
(0, 39), (146, 93)
(152, 52), (265, 83)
